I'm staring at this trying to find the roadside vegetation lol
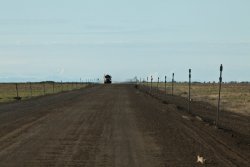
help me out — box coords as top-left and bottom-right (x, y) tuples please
(142, 82), (250, 116)
(0, 82), (88, 103)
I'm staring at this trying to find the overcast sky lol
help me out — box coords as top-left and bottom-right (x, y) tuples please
(0, 0), (249, 82)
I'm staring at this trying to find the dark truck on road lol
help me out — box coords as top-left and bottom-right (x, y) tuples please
(104, 75), (112, 84)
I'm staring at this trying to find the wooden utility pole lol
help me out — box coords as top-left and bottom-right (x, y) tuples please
(216, 64), (223, 127)
(53, 82), (55, 93)
(43, 83), (46, 95)
(29, 82), (33, 97)
(188, 69), (191, 113)
(16, 83), (19, 98)
(147, 77), (149, 88)
(157, 77), (159, 91)
(165, 76), (167, 95)
(150, 76), (153, 92)
(172, 73), (174, 96)
(61, 81), (63, 92)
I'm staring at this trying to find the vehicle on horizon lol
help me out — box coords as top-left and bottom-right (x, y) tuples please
(104, 74), (112, 84)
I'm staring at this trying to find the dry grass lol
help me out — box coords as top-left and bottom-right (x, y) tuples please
(0, 82), (88, 103)
(143, 82), (250, 116)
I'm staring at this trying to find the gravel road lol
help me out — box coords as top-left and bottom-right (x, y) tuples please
(0, 85), (249, 167)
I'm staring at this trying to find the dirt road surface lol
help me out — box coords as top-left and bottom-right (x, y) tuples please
(0, 85), (249, 167)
